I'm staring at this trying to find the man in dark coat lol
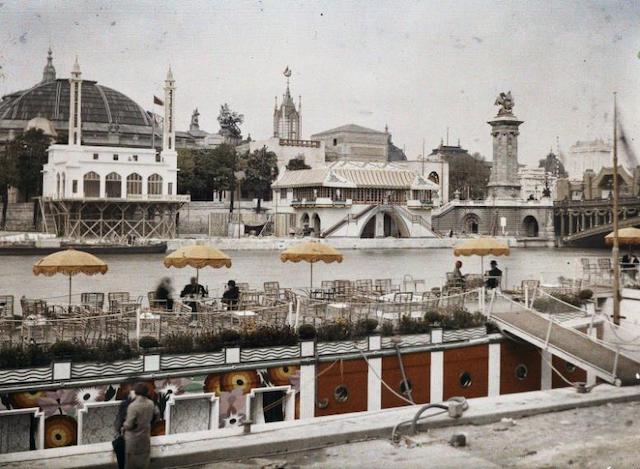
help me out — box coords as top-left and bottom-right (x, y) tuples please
(122, 383), (158, 469)
(222, 280), (240, 310)
(486, 260), (503, 289)
(180, 276), (206, 319)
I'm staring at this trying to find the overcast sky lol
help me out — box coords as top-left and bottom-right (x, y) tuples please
(0, 0), (638, 165)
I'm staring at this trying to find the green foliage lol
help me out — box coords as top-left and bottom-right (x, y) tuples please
(177, 145), (238, 200)
(298, 323), (317, 340)
(194, 331), (224, 352)
(447, 151), (491, 200)
(0, 339), (135, 369)
(398, 316), (431, 334)
(240, 146), (279, 210)
(381, 322), (395, 336)
(578, 289), (594, 301)
(7, 129), (51, 200)
(161, 333), (194, 354)
(0, 343), (49, 369)
(220, 329), (241, 345)
(217, 103), (244, 138)
(316, 322), (352, 342)
(286, 158), (311, 171)
(138, 336), (159, 349)
(240, 325), (298, 348)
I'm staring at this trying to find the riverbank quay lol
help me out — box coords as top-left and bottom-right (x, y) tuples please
(167, 236), (557, 251)
(1, 384), (638, 468)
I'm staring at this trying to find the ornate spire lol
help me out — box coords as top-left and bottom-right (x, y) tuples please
(71, 56), (81, 78)
(41, 47), (56, 83)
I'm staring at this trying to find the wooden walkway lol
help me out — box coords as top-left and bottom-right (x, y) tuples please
(491, 297), (640, 385)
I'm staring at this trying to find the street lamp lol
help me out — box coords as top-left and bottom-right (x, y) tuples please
(234, 170), (246, 239)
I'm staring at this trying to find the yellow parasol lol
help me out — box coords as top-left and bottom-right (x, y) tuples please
(605, 227), (640, 246)
(33, 248), (108, 306)
(163, 244), (232, 284)
(280, 241), (344, 290)
(453, 237), (510, 276)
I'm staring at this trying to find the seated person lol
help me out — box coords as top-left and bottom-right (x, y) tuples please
(451, 260), (466, 288)
(222, 280), (240, 310)
(486, 260), (503, 289)
(180, 277), (206, 313)
(154, 277), (174, 311)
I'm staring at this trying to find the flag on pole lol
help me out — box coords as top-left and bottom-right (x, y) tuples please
(153, 95), (164, 106)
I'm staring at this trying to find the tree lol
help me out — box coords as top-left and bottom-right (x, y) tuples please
(217, 103), (244, 139)
(286, 157), (311, 171)
(6, 129), (51, 201)
(177, 145), (238, 201)
(447, 152), (491, 200)
(241, 146), (279, 211)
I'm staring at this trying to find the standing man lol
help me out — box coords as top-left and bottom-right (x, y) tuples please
(486, 260), (503, 289)
(122, 383), (158, 469)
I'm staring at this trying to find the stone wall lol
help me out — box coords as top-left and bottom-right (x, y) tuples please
(0, 203), (36, 231)
(432, 203), (554, 239)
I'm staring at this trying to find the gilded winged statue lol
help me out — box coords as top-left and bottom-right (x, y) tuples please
(494, 91), (514, 115)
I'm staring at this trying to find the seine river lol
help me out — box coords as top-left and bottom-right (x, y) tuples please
(0, 247), (611, 303)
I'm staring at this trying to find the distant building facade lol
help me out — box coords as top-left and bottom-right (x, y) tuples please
(564, 139), (612, 178)
(519, 166), (556, 201)
(556, 166), (640, 201)
(0, 49), (215, 150)
(40, 61), (187, 241)
(311, 124), (406, 163)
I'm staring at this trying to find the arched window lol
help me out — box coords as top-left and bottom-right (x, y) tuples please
(105, 172), (122, 198)
(147, 173), (163, 195)
(61, 173), (66, 197)
(428, 171), (439, 185)
(83, 172), (100, 198)
(56, 174), (60, 198)
(126, 173), (142, 196)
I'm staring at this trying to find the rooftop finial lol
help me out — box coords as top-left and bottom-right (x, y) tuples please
(41, 47), (56, 83)
(166, 66), (174, 82)
(71, 56), (81, 77)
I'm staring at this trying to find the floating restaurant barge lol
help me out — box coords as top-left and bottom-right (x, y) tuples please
(2, 283), (637, 454)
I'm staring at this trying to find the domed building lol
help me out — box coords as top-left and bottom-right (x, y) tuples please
(0, 49), (157, 148)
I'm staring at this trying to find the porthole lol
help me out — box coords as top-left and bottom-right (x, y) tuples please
(399, 379), (413, 396)
(316, 398), (329, 409)
(459, 371), (472, 388)
(515, 364), (528, 380)
(565, 362), (577, 373)
(334, 385), (349, 402)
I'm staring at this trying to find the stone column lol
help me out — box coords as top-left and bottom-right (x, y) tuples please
(486, 102), (523, 200)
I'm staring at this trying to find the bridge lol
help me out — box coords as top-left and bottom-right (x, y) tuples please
(555, 197), (640, 245)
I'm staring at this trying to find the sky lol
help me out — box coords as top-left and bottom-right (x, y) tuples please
(0, 0), (639, 165)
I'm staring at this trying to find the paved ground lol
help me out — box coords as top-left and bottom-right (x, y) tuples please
(189, 401), (640, 468)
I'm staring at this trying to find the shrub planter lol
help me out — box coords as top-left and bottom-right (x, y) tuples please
(316, 339), (368, 356)
(381, 333), (431, 349)
(442, 326), (487, 343)
(240, 345), (300, 362)
(0, 365), (52, 385)
(71, 357), (144, 379)
(160, 351), (225, 370)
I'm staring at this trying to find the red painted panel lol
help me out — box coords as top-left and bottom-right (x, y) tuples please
(381, 352), (430, 408)
(499, 340), (541, 394)
(551, 355), (587, 388)
(443, 344), (488, 400)
(315, 358), (368, 417)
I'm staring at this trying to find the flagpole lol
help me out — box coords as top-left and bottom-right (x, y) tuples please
(151, 100), (155, 149)
(612, 91), (621, 326)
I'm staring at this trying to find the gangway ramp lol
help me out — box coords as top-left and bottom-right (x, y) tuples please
(489, 294), (640, 386)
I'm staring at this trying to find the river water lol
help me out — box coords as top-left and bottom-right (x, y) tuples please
(0, 247), (611, 303)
